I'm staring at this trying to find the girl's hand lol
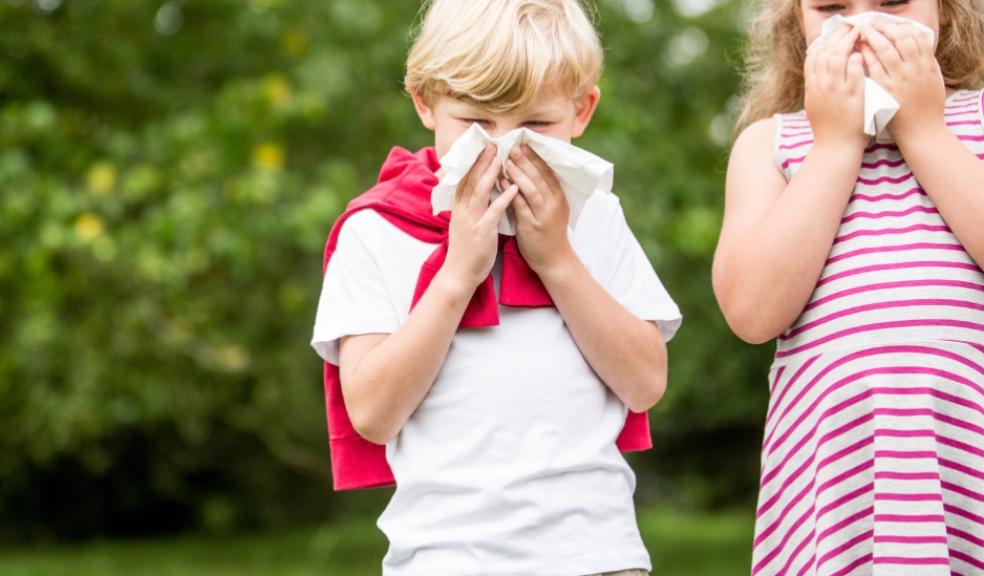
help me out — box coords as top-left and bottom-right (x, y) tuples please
(804, 25), (868, 150)
(443, 145), (520, 291)
(859, 23), (946, 144)
(504, 144), (574, 275)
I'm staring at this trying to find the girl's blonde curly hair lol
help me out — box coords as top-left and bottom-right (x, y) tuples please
(735, 0), (984, 133)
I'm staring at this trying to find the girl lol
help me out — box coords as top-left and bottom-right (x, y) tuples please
(714, 0), (984, 573)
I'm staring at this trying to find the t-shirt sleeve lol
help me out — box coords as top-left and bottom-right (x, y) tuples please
(593, 194), (683, 342)
(311, 211), (401, 365)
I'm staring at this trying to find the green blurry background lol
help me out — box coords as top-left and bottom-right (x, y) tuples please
(0, 0), (775, 573)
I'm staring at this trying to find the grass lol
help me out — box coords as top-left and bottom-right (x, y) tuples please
(0, 508), (754, 575)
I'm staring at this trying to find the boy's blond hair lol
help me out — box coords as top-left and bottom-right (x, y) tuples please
(735, 0), (984, 133)
(405, 0), (603, 112)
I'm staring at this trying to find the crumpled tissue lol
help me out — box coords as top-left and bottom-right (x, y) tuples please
(432, 123), (613, 235)
(809, 13), (935, 143)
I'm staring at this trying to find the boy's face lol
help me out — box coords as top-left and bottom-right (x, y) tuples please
(411, 86), (601, 159)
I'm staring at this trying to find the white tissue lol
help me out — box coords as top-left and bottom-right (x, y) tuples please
(432, 124), (614, 235)
(809, 13), (935, 143)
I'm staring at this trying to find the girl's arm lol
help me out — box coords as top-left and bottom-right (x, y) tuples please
(714, 122), (865, 343)
(713, 26), (869, 343)
(338, 147), (519, 445)
(897, 126), (984, 266)
(860, 24), (984, 267)
(506, 145), (667, 413)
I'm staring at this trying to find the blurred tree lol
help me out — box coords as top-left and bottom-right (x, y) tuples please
(0, 0), (773, 540)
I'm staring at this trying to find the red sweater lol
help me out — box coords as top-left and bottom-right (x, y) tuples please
(321, 146), (652, 490)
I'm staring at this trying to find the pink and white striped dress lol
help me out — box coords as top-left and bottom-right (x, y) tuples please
(753, 89), (984, 576)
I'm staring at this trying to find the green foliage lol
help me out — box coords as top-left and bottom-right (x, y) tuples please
(0, 0), (774, 538)
(0, 507), (754, 575)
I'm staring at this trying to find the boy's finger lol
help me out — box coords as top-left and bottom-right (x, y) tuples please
(504, 158), (544, 217)
(518, 145), (564, 198)
(479, 184), (519, 229)
(459, 145), (497, 203)
(509, 188), (537, 227)
(470, 156), (502, 211)
(510, 146), (554, 200)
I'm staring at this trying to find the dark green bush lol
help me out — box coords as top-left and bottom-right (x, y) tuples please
(0, 0), (772, 539)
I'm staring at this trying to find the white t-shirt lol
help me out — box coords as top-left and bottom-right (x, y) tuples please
(312, 191), (681, 576)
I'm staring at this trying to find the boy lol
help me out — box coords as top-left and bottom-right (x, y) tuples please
(312, 1), (681, 574)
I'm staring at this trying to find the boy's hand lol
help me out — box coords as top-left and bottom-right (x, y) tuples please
(859, 23), (946, 144)
(443, 145), (519, 293)
(804, 24), (868, 151)
(505, 144), (575, 275)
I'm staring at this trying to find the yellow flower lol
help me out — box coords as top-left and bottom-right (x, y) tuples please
(74, 212), (105, 241)
(87, 162), (116, 196)
(252, 143), (284, 171)
(263, 74), (292, 109)
(281, 30), (309, 57)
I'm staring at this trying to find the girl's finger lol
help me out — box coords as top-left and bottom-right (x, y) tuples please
(860, 25), (902, 72)
(913, 30), (933, 58)
(847, 52), (865, 96)
(881, 23), (920, 61)
(860, 44), (888, 84)
(804, 44), (819, 91)
(816, 49), (833, 87)
(829, 27), (859, 84)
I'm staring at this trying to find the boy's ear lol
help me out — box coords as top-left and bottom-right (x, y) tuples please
(410, 91), (436, 130)
(571, 85), (601, 139)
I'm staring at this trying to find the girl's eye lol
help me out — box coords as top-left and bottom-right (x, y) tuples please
(818, 4), (845, 11)
(881, 0), (908, 6)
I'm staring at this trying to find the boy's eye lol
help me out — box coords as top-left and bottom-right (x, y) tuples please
(462, 118), (491, 125)
(524, 121), (552, 127)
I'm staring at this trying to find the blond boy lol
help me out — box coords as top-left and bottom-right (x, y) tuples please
(312, 1), (681, 574)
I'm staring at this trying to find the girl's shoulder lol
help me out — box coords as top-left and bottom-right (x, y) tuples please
(729, 116), (787, 182)
(945, 88), (984, 140)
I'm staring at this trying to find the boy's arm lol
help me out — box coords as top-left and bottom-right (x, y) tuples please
(505, 145), (668, 412)
(339, 272), (474, 445)
(538, 254), (669, 413)
(339, 147), (518, 445)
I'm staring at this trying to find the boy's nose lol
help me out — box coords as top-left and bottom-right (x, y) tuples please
(487, 125), (522, 138)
